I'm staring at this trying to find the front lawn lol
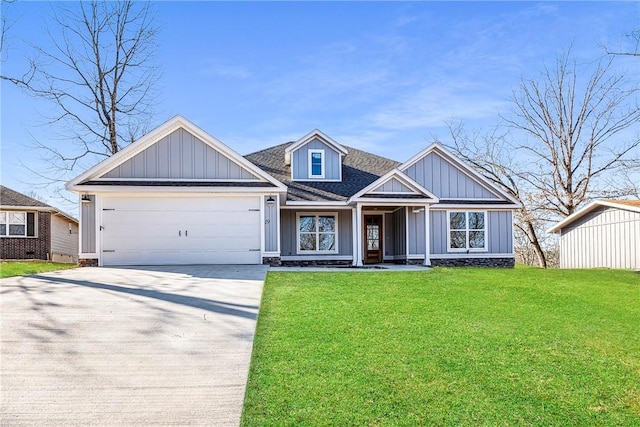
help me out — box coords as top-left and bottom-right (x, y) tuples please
(242, 267), (640, 426)
(0, 261), (76, 278)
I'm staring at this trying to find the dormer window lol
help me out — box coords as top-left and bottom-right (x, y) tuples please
(309, 149), (325, 178)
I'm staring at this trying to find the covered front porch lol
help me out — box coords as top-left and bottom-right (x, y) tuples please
(353, 202), (433, 267)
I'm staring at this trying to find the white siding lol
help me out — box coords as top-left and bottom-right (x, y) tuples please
(50, 215), (79, 263)
(560, 207), (640, 269)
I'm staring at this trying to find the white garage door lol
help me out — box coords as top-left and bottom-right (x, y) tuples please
(101, 196), (261, 265)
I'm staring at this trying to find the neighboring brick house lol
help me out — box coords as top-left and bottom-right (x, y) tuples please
(0, 186), (79, 263)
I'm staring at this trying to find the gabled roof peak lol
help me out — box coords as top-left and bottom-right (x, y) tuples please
(285, 129), (348, 156)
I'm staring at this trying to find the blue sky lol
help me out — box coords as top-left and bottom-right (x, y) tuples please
(1, 1), (638, 211)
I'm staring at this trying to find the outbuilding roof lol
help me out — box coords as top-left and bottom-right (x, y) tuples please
(548, 199), (640, 233)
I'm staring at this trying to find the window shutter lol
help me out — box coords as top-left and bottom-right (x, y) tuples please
(27, 212), (35, 236)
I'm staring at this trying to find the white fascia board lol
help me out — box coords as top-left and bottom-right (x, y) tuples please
(350, 169), (440, 202)
(66, 115), (287, 192)
(431, 203), (521, 210)
(546, 200), (640, 233)
(69, 187), (283, 195)
(284, 201), (349, 207)
(353, 198), (437, 205)
(399, 142), (521, 207)
(285, 129), (348, 156)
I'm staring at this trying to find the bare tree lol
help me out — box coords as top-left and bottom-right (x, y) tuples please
(603, 28), (640, 57)
(3, 1), (159, 175)
(446, 49), (640, 268)
(445, 123), (553, 267)
(506, 51), (640, 217)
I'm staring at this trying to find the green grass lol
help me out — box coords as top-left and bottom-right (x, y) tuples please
(0, 261), (76, 278)
(242, 267), (640, 426)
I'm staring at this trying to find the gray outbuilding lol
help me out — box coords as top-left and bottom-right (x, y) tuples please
(548, 200), (640, 269)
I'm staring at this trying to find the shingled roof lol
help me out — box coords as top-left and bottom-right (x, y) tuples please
(245, 142), (401, 202)
(0, 185), (51, 208)
(0, 185), (78, 222)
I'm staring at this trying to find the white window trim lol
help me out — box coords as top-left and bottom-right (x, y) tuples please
(296, 212), (339, 254)
(0, 211), (35, 238)
(446, 210), (488, 252)
(308, 149), (325, 179)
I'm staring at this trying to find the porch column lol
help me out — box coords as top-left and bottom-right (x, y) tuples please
(355, 204), (363, 266)
(424, 205), (431, 266)
(351, 207), (358, 266)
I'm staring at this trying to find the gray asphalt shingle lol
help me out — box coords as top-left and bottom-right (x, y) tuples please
(245, 142), (400, 202)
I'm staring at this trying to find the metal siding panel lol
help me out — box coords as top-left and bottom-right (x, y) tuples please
(292, 149), (305, 180)
(182, 132), (194, 179)
(169, 130), (182, 178)
(408, 210), (425, 255)
(157, 135), (171, 177)
(145, 143), (158, 178)
(280, 210), (294, 256)
(81, 196), (96, 253)
(193, 139), (205, 178)
(339, 210), (353, 255)
(264, 197), (277, 252)
(217, 150), (230, 179)
(385, 213), (395, 256)
(431, 154), (440, 196)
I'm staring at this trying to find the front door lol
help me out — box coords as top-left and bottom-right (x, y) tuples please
(364, 215), (383, 264)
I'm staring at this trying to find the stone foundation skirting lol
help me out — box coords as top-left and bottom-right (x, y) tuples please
(262, 257), (282, 267)
(78, 258), (98, 267)
(430, 257), (515, 268)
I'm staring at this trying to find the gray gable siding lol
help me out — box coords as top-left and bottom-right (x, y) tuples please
(560, 206), (639, 269)
(280, 209), (352, 257)
(101, 128), (258, 180)
(404, 152), (498, 199)
(292, 138), (341, 180)
(81, 196), (96, 253)
(430, 210), (512, 255)
(372, 178), (414, 193)
(264, 196), (278, 252)
(408, 210), (426, 255)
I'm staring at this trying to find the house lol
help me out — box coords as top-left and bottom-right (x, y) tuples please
(0, 186), (79, 263)
(66, 115), (520, 267)
(548, 200), (640, 269)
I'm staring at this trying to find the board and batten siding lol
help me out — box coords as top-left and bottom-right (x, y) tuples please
(291, 138), (341, 180)
(430, 210), (513, 255)
(373, 178), (414, 193)
(280, 209), (352, 257)
(404, 152), (498, 199)
(560, 206), (640, 269)
(81, 196), (96, 253)
(264, 196), (278, 252)
(408, 209), (426, 255)
(101, 128), (258, 180)
(50, 215), (79, 262)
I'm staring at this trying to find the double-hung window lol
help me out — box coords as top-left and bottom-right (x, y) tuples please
(297, 213), (337, 253)
(309, 149), (325, 178)
(0, 211), (35, 237)
(448, 211), (486, 251)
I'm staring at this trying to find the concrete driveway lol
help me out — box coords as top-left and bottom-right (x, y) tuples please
(1, 265), (268, 426)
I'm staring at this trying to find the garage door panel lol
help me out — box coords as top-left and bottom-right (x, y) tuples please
(101, 196), (261, 265)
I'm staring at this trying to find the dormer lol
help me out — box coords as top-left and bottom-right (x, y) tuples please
(285, 130), (348, 182)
